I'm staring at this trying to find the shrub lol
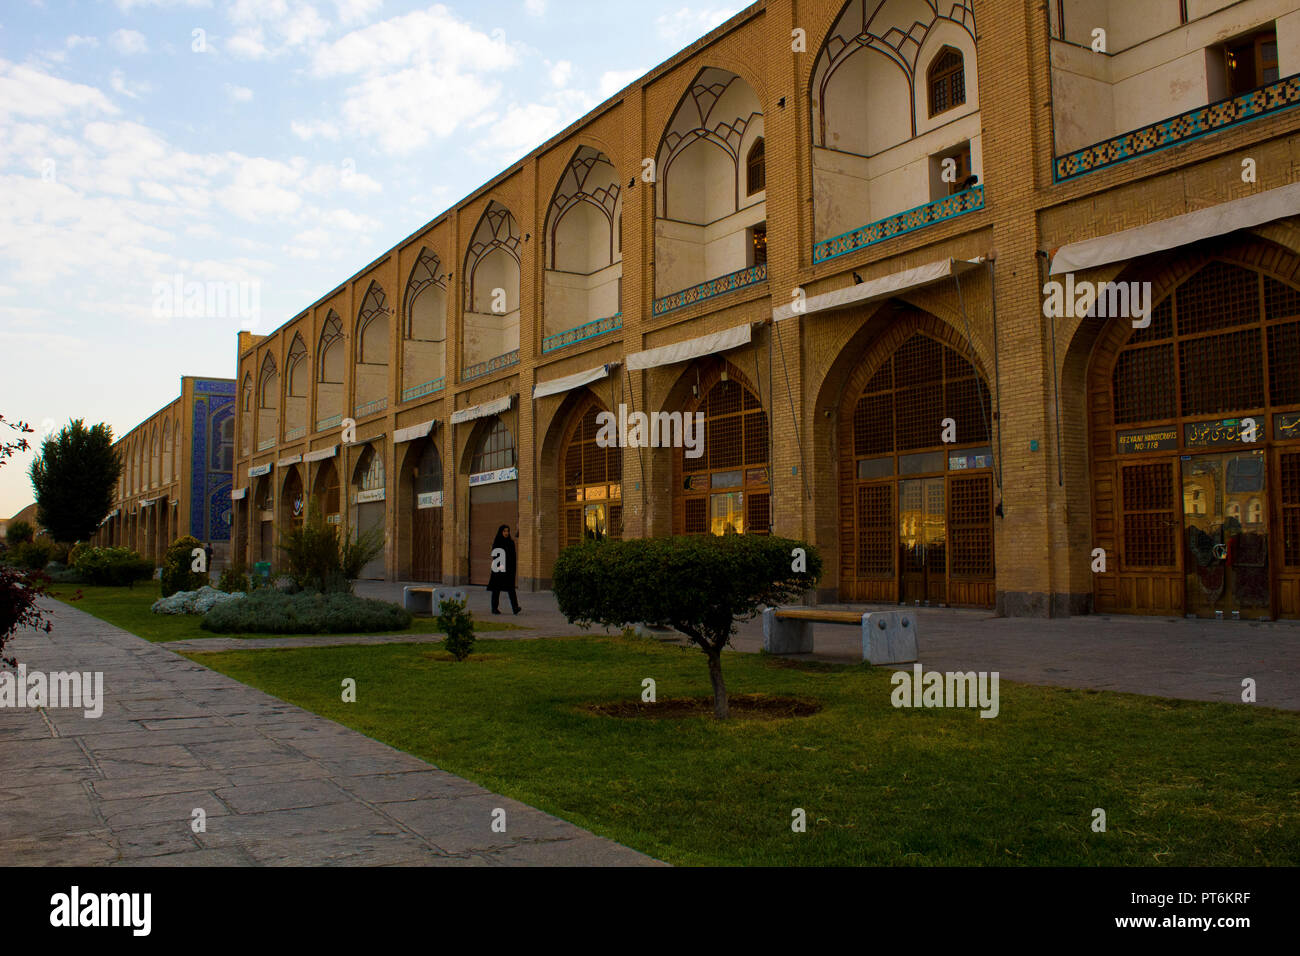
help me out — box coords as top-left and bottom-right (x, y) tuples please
(217, 563), (251, 594)
(0, 567), (54, 666)
(553, 534), (823, 719)
(200, 589), (412, 634)
(436, 598), (476, 661)
(5, 520), (34, 547)
(160, 535), (208, 597)
(67, 541), (89, 568)
(73, 546), (154, 587)
(277, 506), (384, 594)
(9, 539), (56, 571)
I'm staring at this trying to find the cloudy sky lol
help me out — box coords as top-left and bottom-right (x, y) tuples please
(0, 0), (749, 518)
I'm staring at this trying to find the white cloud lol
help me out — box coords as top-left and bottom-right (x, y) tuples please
(334, 0), (382, 26)
(654, 6), (744, 44)
(110, 70), (152, 99)
(290, 118), (340, 141)
(337, 65), (504, 153)
(65, 35), (100, 51)
(311, 6), (517, 77)
(524, 0), (546, 16)
(115, 0), (211, 10)
(110, 29), (150, 55)
(226, 83), (254, 102)
(598, 68), (642, 98)
(0, 59), (118, 120)
(549, 60), (571, 87)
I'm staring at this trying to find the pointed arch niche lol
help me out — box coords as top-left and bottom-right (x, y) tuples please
(402, 247), (448, 401)
(810, 0), (979, 245)
(462, 201), (521, 380)
(544, 147), (622, 351)
(654, 68), (765, 307)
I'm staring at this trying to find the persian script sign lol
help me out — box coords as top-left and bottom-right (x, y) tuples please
(1275, 413), (1300, 441)
(1117, 427), (1178, 454)
(1184, 419), (1249, 447)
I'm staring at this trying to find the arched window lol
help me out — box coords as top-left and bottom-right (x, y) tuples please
(746, 137), (765, 195)
(677, 369), (770, 536)
(258, 354), (278, 409)
(318, 311), (344, 383)
(928, 46), (966, 117)
(241, 373), (252, 411)
(560, 399), (622, 549)
(286, 334), (308, 397)
(471, 419), (516, 474)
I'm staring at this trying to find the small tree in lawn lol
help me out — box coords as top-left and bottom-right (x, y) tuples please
(553, 534), (823, 719)
(436, 598), (475, 661)
(29, 419), (122, 543)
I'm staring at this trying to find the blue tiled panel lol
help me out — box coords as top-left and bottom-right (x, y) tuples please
(812, 187), (984, 264)
(652, 265), (767, 317)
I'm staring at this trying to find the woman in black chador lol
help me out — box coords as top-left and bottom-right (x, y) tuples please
(487, 524), (521, 615)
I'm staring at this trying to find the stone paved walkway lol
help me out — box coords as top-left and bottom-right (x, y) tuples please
(0, 601), (659, 866)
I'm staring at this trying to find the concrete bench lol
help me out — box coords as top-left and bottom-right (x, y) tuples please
(403, 586), (467, 616)
(761, 607), (919, 665)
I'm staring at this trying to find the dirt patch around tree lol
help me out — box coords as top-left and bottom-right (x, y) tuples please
(584, 693), (822, 720)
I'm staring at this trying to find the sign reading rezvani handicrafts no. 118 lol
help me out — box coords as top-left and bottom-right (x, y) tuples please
(1116, 427), (1178, 454)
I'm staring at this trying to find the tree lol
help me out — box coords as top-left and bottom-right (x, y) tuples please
(553, 534), (823, 719)
(29, 419), (122, 543)
(5, 520), (34, 547)
(277, 504), (384, 594)
(1, 414), (50, 668)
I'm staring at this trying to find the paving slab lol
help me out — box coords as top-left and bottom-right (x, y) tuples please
(0, 600), (661, 867)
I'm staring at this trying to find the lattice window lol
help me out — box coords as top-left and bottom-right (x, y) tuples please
(357, 447), (384, 492)
(471, 419), (515, 474)
(856, 484), (893, 576)
(949, 474), (992, 577)
(416, 441), (442, 495)
(1268, 321), (1300, 407)
(927, 46), (966, 117)
(1179, 327), (1263, 415)
(854, 392), (894, 456)
(1120, 462), (1176, 568)
(1176, 261), (1259, 335)
(746, 138), (765, 195)
(1129, 297), (1173, 344)
(1281, 453), (1300, 568)
(561, 403), (622, 549)
(1112, 344), (1175, 424)
(1265, 277), (1300, 321)
(679, 376), (769, 536)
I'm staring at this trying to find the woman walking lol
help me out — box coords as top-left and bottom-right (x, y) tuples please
(487, 524), (520, 615)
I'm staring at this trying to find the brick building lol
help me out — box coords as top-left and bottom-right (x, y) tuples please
(94, 377), (236, 564)
(209, 0), (1300, 619)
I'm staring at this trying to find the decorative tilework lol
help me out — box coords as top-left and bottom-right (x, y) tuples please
(257, 437), (276, 451)
(284, 425), (306, 440)
(354, 397), (388, 417)
(463, 349), (520, 381)
(317, 413), (342, 431)
(195, 379), (236, 395)
(812, 187), (984, 265)
(542, 313), (622, 353)
(1055, 75), (1300, 182)
(652, 265), (768, 317)
(190, 381), (234, 541)
(401, 377), (445, 402)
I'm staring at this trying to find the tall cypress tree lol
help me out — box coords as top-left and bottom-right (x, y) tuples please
(29, 419), (123, 542)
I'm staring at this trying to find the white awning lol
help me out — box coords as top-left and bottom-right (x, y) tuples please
(533, 363), (618, 399)
(772, 258), (983, 322)
(230, 488), (247, 500)
(140, 497), (156, 507)
(394, 419), (438, 443)
(303, 445), (337, 462)
(1050, 182), (1300, 275)
(277, 454), (303, 467)
(625, 323), (751, 371)
(450, 395), (512, 425)
(345, 432), (384, 447)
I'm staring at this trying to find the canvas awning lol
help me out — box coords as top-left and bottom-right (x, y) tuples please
(303, 445), (337, 462)
(1049, 182), (1300, 275)
(533, 363), (617, 399)
(277, 454), (303, 467)
(772, 258), (984, 322)
(625, 323), (751, 371)
(345, 432), (384, 447)
(450, 395), (512, 425)
(394, 419), (438, 443)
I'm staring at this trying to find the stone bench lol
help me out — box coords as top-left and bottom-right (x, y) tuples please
(403, 586), (467, 616)
(761, 607), (919, 665)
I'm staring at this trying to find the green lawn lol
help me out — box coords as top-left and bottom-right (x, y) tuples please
(50, 584), (517, 643)
(184, 635), (1299, 866)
